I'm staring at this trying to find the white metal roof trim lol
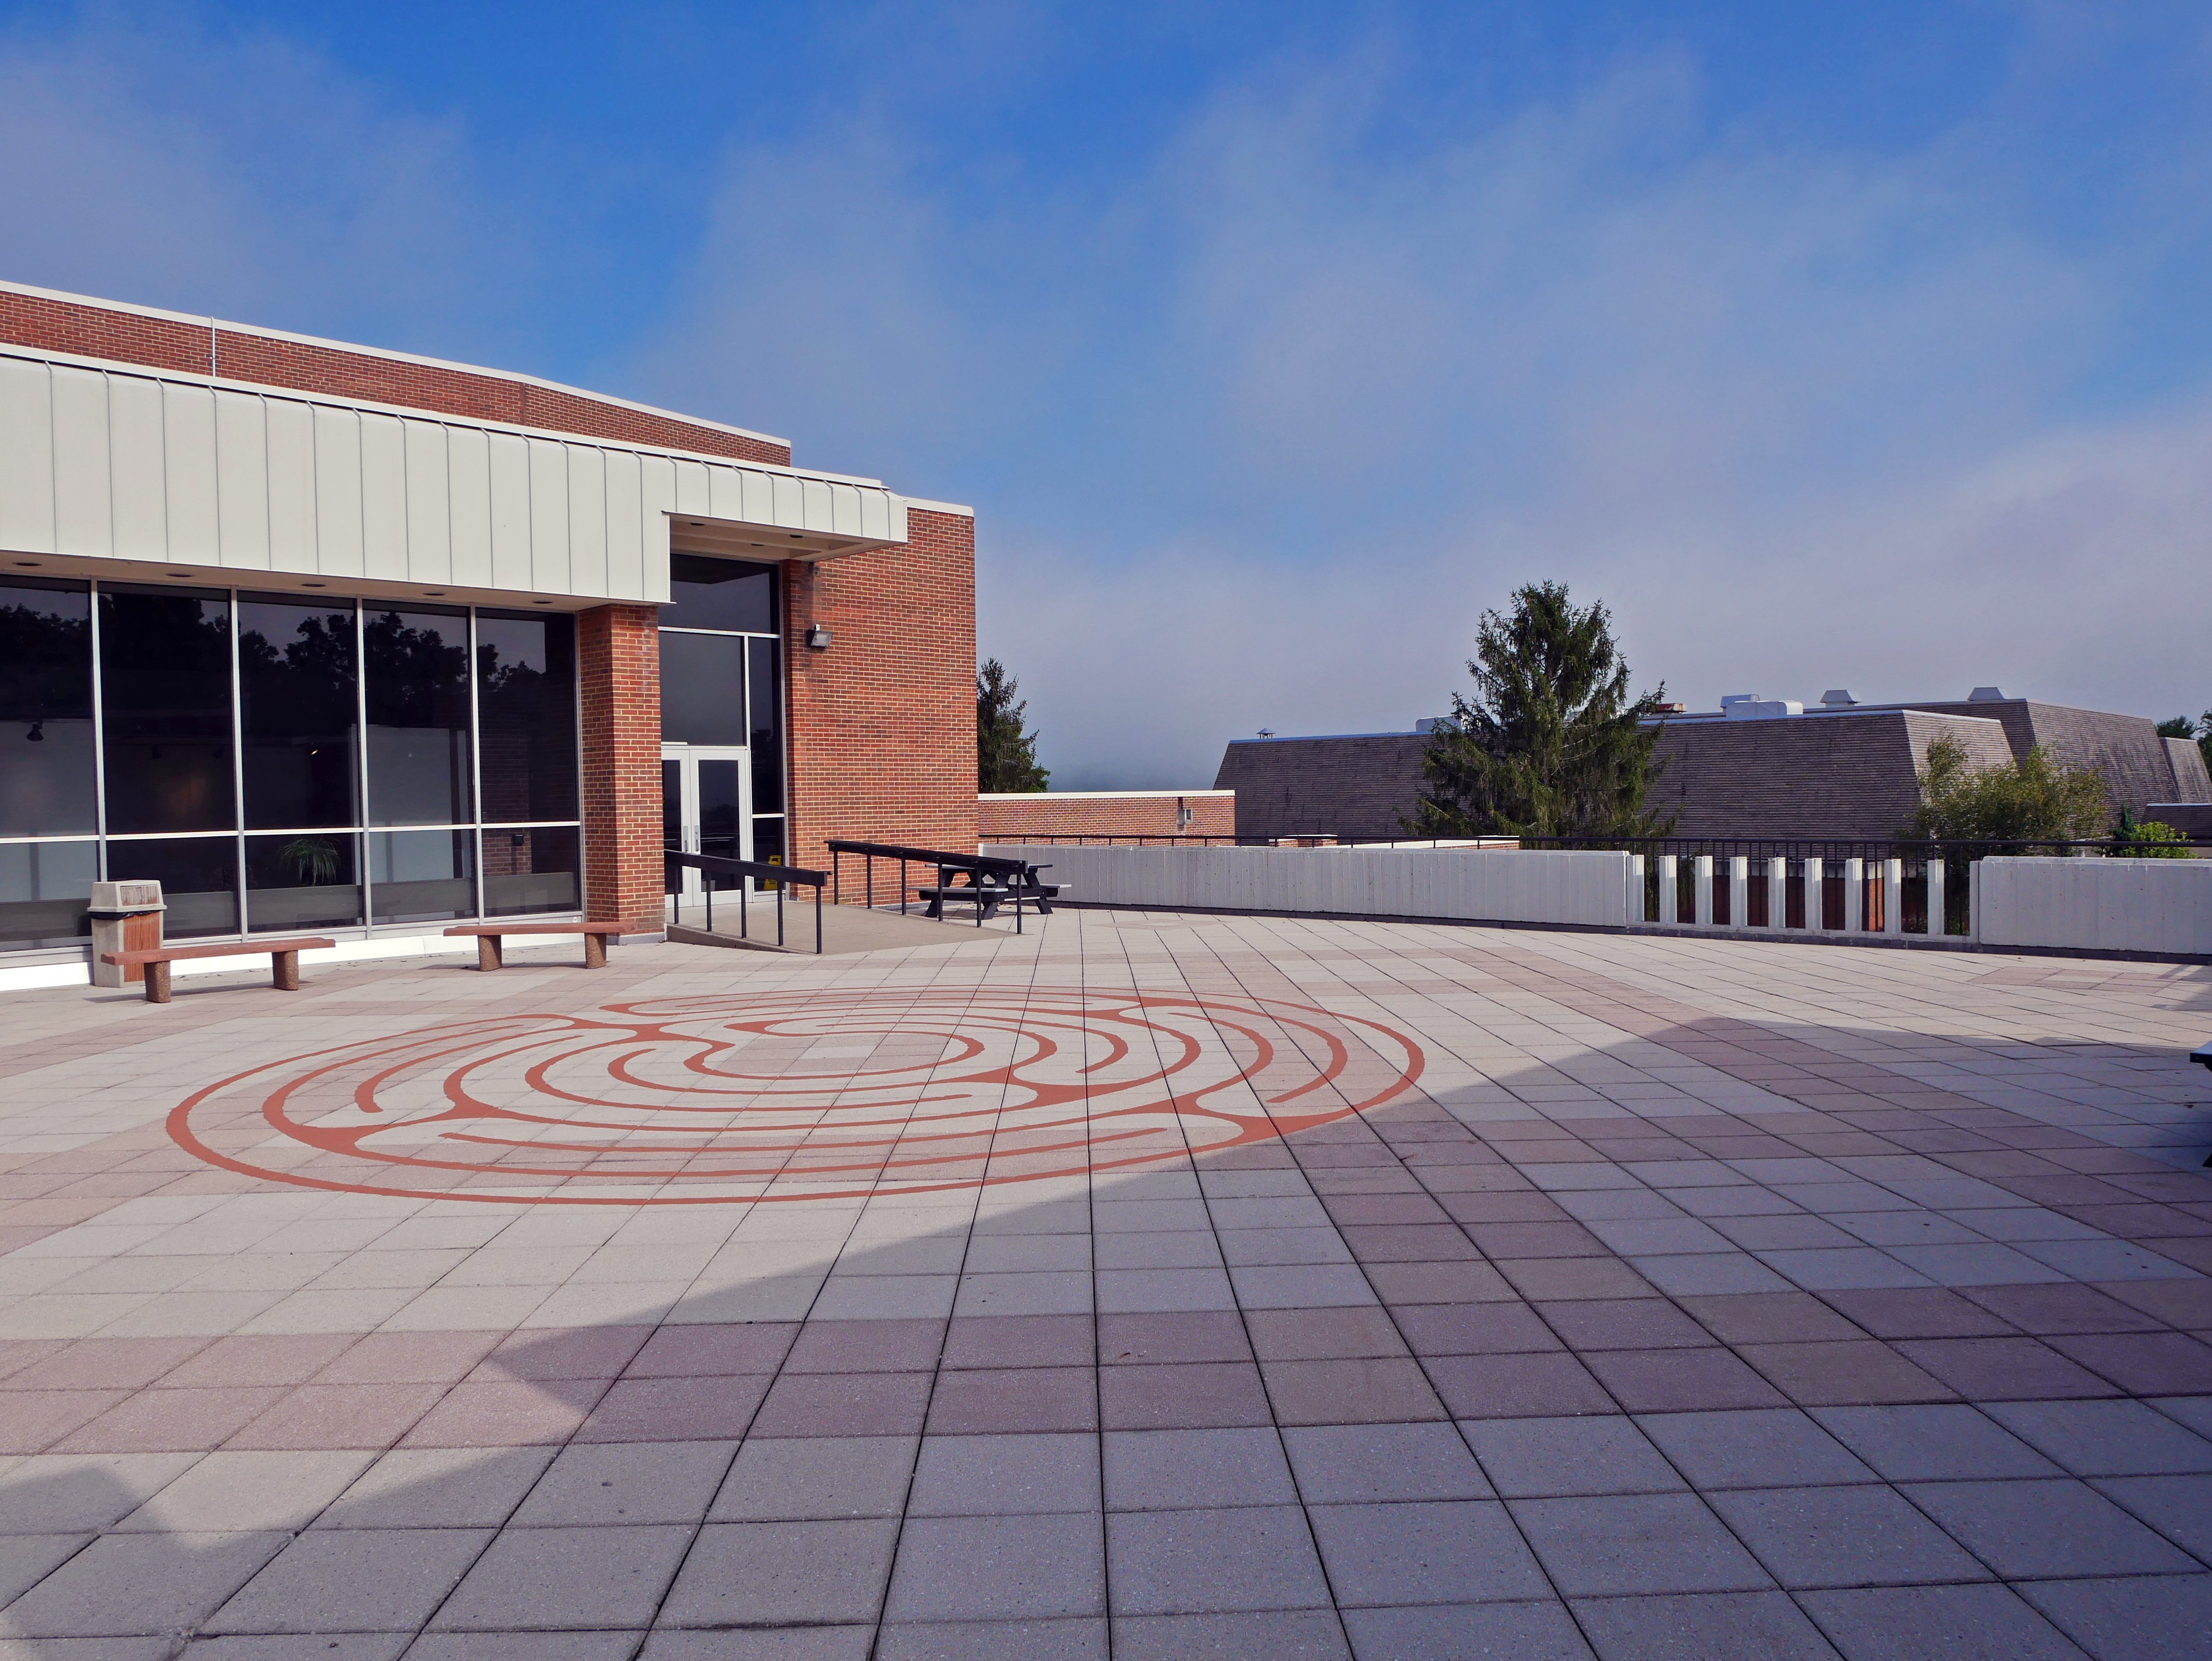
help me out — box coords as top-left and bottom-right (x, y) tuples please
(0, 346), (909, 604)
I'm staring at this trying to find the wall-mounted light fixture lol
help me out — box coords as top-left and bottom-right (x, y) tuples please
(806, 624), (832, 651)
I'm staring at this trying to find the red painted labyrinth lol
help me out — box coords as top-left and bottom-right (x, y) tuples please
(167, 986), (1428, 1204)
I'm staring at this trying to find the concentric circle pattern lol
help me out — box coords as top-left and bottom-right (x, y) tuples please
(167, 986), (1427, 1204)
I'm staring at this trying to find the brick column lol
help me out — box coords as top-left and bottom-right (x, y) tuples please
(784, 508), (979, 896)
(577, 604), (663, 926)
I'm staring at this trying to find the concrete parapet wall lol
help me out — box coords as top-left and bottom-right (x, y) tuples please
(1976, 857), (2212, 956)
(985, 844), (1632, 928)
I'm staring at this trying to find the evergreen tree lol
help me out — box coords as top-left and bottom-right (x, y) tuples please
(1411, 582), (1673, 839)
(977, 658), (1050, 792)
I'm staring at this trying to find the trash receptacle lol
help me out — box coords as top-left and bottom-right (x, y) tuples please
(89, 881), (164, 987)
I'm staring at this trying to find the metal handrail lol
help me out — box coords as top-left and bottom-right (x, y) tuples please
(825, 839), (1049, 934)
(663, 850), (827, 954)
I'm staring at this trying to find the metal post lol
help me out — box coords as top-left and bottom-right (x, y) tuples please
(776, 878), (785, 947)
(833, 848), (841, 907)
(815, 883), (823, 954)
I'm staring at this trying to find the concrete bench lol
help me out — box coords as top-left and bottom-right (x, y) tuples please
(101, 936), (338, 1005)
(443, 921), (657, 971)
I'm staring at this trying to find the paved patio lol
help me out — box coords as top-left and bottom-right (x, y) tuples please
(0, 910), (2208, 1659)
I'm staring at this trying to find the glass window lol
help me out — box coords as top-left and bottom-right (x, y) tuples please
(664, 554), (777, 633)
(0, 579), (96, 838)
(245, 832), (363, 934)
(369, 829), (476, 924)
(0, 839), (95, 949)
(106, 836), (239, 938)
(239, 597), (359, 831)
(477, 612), (578, 823)
(365, 607), (472, 827)
(658, 632), (748, 745)
(483, 824), (580, 917)
(99, 586), (236, 835)
(748, 636), (783, 814)
(751, 816), (785, 890)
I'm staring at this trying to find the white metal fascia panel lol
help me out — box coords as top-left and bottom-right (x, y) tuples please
(312, 406), (365, 578)
(264, 397), (317, 573)
(639, 456), (675, 604)
(486, 431), (531, 592)
(526, 438), (570, 595)
(213, 390), (270, 570)
(108, 374), (167, 561)
(446, 425), (492, 588)
(0, 357), (56, 554)
(800, 477), (833, 533)
(738, 467), (775, 525)
(858, 487), (889, 543)
(160, 381), (220, 567)
(402, 420), (451, 584)
(672, 459), (709, 517)
(359, 411), (408, 582)
(567, 446), (608, 599)
(603, 448), (643, 600)
(706, 463), (745, 522)
(829, 482), (861, 536)
(888, 494), (908, 542)
(770, 472), (803, 529)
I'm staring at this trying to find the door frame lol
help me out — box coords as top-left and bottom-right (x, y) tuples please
(660, 742), (752, 903)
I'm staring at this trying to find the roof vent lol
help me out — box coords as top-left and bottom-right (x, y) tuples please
(1719, 693), (1757, 712)
(1724, 697), (1803, 720)
(1968, 685), (2005, 702)
(1819, 689), (1856, 707)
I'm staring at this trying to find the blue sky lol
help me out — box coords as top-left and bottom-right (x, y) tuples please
(4, 1), (2210, 786)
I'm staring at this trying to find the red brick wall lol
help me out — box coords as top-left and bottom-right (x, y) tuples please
(0, 288), (791, 466)
(578, 604), (664, 926)
(784, 509), (978, 895)
(978, 792), (1234, 842)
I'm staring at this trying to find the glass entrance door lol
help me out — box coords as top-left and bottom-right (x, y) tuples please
(660, 744), (751, 903)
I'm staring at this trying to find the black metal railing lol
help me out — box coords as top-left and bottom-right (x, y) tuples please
(826, 840), (1050, 933)
(664, 850), (827, 954)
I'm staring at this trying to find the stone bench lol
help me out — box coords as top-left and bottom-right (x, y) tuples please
(101, 937), (339, 1005)
(443, 921), (658, 971)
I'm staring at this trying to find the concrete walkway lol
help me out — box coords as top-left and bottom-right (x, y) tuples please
(0, 911), (2207, 1656)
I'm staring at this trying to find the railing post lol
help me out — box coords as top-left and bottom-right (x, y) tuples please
(1657, 855), (1677, 924)
(1694, 855), (1713, 927)
(1627, 855), (1644, 924)
(1926, 857), (1946, 936)
(1727, 856), (1748, 929)
(1765, 857), (1784, 929)
(816, 883), (824, 954)
(1843, 857), (1863, 932)
(1804, 857), (1823, 931)
(1883, 858), (1903, 935)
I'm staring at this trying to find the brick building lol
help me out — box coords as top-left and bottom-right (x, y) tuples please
(0, 280), (976, 970)
(977, 789), (1234, 843)
(1214, 690), (2212, 844)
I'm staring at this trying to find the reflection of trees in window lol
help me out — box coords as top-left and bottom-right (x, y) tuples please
(0, 593), (92, 733)
(99, 589), (235, 835)
(365, 610), (472, 827)
(0, 584), (96, 838)
(365, 612), (470, 727)
(477, 615), (576, 823)
(239, 604), (358, 830)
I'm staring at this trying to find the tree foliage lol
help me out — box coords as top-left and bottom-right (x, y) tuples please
(1904, 734), (2109, 846)
(2113, 812), (2194, 859)
(1411, 581), (1673, 839)
(977, 658), (1049, 793)
(2155, 716), (2196, 739)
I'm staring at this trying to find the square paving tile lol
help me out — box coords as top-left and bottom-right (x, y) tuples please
(1102, 1426), (1293, 1510)
(710, 1434), (919, 1521)
(1461, 1414), (1684, 1497)
(657, 1518), (900, 1627)
(1798, 1582), (2087, 1660)
(1509, 1493), (1773, 1596)
(1808, 1404), (2061, 1481)
(1308, 1498), (1550, 1606)
(1343, 1600), (1590, 1659)
(1570, 1589), (1836, 1660)
(203, 1525), (490, 1633)
(1705, 1484), (1988, 1588)
(1985, 1397), (2212, 1476)
(2019, 1573), (2212, 1661)
(1635, 1408), (1876, 1489)
(882, 1511), (1106, 1621)
(1106, 1504), (1333, 1615)
(1281, 1421), (1492, 1503)
(1901, 1477), (2201, 1577)
(911, 1431), (1101, 1515)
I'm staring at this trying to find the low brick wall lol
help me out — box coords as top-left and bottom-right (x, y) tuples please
(978, 791), (1233, 844)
